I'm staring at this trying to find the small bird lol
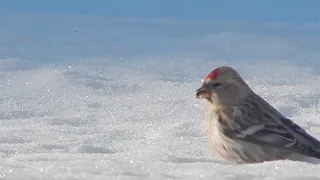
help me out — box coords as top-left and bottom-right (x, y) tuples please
(196, 66), (320, 164)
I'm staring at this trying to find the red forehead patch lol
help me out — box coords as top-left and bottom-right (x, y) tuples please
(205, 68), (220, 80)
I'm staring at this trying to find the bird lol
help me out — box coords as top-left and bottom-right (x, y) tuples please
(196, 66), (320, 164)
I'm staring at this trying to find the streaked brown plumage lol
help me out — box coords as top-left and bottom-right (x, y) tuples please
(196, 66), (320, 164)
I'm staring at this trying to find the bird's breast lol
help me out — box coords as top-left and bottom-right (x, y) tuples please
(205, 110), (238, 161)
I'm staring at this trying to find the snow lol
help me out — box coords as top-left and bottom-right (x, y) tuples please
(1, 14), (320, 179)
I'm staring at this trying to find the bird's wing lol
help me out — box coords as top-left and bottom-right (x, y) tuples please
(223, 97), (320, 159)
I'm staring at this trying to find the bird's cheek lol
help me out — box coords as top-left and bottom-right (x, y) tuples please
(209, 93), (221, 104)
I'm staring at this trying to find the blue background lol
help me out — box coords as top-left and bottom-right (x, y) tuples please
(1, 0), (320, 65)
(1, 0), (320, 23)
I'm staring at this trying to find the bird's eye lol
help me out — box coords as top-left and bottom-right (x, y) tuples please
(212, 83), (222, 88)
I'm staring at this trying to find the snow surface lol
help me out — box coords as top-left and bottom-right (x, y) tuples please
(1, 58), (320, 180)
(1, 14), (320, 180)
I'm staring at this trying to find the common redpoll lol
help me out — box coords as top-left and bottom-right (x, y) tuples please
(196, 66), (320, 164)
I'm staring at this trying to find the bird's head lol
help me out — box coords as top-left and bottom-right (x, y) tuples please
(196, 66), (252, 106)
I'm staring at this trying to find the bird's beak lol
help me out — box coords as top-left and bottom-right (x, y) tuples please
(196, 85), (212, 99)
